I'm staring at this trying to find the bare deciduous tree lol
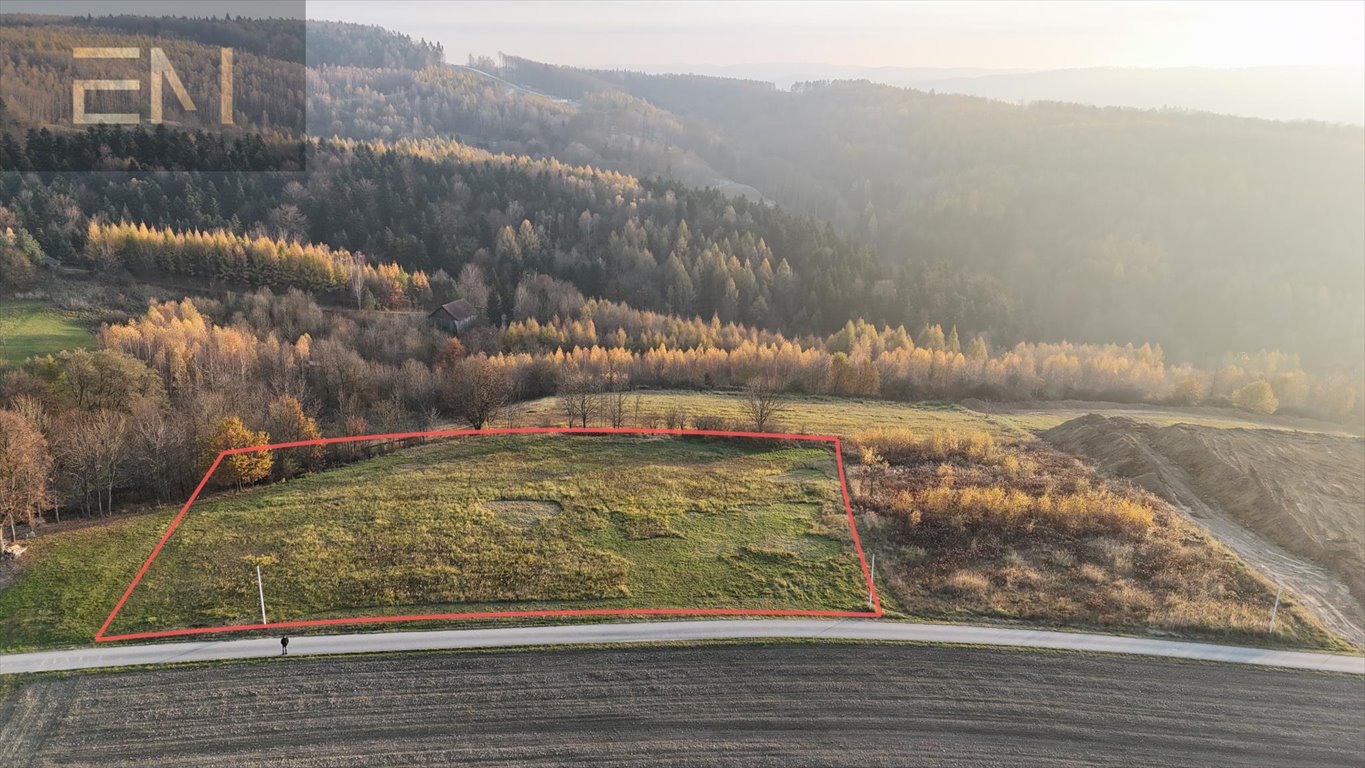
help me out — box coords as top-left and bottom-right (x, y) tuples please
(443, 355), (510, 429)
(127, 396), (176, 504)
(350, 252), (366, 309)
(457, 263), (490, 314)
(743, 374), (790, 432)
(559, 373), (600, 428)
(0, 410), (53, 550)
(663, 404), (687, 430)
(598, 366), (631, 428)
(52, 409), (129, 517)
(502, 399), (528, 429)
(603, 389), (629, 428)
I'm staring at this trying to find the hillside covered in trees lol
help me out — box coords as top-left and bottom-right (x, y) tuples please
(485, 57), (1365, 371)
(2, 133), (887, 336)
(4, 14), (1360, 374)
(0, 14), (305, 138)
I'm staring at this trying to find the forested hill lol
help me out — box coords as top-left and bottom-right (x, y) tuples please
(0, 16), (438, 137)
(0, 14), (439, 72)
(485, 57), (1365, 371)
(2, 14), (1362, 374)
(0, 14), (306, 136)
(1, 134), (890, 337)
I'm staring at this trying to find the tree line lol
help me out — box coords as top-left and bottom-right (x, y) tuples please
(84, 220), (434, 310)
(4, 282), (1357, 547)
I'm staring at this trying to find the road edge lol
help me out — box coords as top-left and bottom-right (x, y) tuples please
(3, 619), (1363, 676)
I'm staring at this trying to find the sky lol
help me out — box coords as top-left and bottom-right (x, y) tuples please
(303, 0), (1365, 71)
(8, 0), (1362, 72)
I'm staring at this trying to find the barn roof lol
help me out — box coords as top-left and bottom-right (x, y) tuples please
(431, 298), (477, 322)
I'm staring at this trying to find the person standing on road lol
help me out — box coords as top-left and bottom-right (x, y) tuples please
(281, 636), (289, 656)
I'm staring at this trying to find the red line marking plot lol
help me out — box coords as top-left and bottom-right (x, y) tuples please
(95, 427), (884, 642)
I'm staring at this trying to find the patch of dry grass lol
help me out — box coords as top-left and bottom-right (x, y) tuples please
(851, 432), (1345, 650)
(853, 427), (999, 464)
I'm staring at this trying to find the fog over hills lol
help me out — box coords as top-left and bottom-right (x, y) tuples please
(636, 64), (1365, 125)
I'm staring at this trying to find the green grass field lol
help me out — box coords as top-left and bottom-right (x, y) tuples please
(513, 390), (1338, 440)
(0, 300), (95, 365)
(0, 434), (871, 648)
(517, 391), (1038, 441)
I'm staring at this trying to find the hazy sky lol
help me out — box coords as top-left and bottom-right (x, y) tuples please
(306, 0), (1365, 70)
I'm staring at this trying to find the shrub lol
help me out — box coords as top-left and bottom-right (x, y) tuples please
(885, 484), (1153, 538)
(1077, 563), (1108, 584)
(663, 405), (688, 430)
(1232, 379), (1278, 414)
(852, 427), (997, 464)
(945, 570), (990, 597)
(859, 445), (887, 468)
(690, 414), (732, 431)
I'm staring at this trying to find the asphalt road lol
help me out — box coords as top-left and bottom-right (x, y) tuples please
(3, 619), (1362, 675)
(2, 643), (1361, 767)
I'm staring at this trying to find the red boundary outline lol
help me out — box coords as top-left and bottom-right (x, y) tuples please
(95, 427), (883, 642)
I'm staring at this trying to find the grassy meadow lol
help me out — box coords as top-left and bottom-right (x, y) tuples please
(0, 434), (870, 647)
(0, 300), (95, 366)
(513, 390), (1341, 441)
(516, 391), (1037, 441)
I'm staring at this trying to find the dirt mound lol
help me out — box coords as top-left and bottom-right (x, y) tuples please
(1045, 414), (1365, 645)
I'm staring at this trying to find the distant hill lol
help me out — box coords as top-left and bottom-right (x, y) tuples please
(631, 64), (1365, 125)
(912, 66), (1365, 126)
(488, 57), (1365, 369)
(631, 63), (1024, 91)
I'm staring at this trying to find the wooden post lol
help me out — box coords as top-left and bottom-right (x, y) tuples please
(867, 553), (876, 610)
(257, 565), (268, 625)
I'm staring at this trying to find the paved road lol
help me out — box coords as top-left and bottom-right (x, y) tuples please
(3, 643), (1362, 767)
(3, 619), (1361, 675)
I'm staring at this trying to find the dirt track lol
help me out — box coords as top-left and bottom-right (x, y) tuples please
(2, 643), (1362, 767)
(1045, 414), (1365, 647)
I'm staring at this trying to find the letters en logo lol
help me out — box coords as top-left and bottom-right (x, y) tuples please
(72, 47), (234, 126)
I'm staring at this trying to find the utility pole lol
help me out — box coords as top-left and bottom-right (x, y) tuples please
(257, 564), (268, 625)
(1267, 581), (1282, 633)
(867, 553), (876, 610)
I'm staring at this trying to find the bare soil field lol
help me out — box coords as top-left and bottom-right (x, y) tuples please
(1045, 415), (1365, 646)
(963, 398), (1363, 436)
(1, 643), (1361, 767)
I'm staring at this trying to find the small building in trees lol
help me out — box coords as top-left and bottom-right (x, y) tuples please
(426, 298), (481, 334)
